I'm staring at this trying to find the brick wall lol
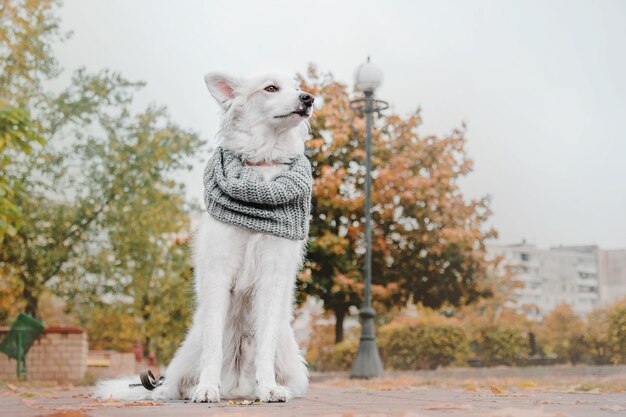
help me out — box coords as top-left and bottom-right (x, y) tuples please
(87, 350), (136, 379)
(0, 326), (88, 383)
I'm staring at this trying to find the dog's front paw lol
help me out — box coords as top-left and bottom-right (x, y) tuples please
(257, 385), (292, 403)
(191, 384), (220, 403)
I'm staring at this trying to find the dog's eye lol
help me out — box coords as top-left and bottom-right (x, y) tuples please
(264, 85), (279, 93)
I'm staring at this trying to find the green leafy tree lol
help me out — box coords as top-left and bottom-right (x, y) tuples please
(0, 0), (65, 105)
(1, 0), (60, 240)
(608, 300), (626, 364)
(0, 0), (202, 362)
(0, 106), (44, 241)
(298, 66), (496, 342)
(1, 68), (201, 318)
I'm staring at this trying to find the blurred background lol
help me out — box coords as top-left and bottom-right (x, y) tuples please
(1, 0), (625, 382)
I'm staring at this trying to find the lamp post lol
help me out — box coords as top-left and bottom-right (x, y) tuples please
(349, 57), (388, 379)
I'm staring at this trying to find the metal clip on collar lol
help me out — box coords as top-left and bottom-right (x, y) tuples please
(128, 369), (164, 391)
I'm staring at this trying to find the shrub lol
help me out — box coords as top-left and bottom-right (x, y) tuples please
(305, 323), (358, 371)
(331, 339), (358, 370)
(304, 300), (626, 371)
(537, 303), (585, 364)
(474, 327), (529, 366)
(305, 323), (335, 371)
(378, 321), (468, 370)
(566, 335), (588, 365)
(608, 301), (626, 364)
(309, 338), (358, 372)
(378, 324), (423, 370)
(585, 307), (612, 365)
(84, 306), (140, 352)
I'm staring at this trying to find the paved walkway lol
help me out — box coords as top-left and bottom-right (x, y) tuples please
(2, 377), (626, 417)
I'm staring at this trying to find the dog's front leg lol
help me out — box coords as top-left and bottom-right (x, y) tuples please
(253, 270), (293, 402)
(191, 279), (231, 403)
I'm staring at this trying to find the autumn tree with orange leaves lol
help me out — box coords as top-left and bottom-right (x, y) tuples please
(298, 67), (498, 343)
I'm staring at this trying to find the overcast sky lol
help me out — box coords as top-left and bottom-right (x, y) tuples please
(52, 0), (626, 249)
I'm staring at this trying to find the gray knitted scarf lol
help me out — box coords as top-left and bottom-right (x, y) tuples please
(203, 147), (313, 240)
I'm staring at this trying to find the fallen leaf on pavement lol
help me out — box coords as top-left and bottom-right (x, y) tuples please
(518, 380), (537, 389)
(6, 384), (17, 392)
(83, 397), (123, 407)
(126, 401), (162, 406)
(227, 399), (256, 405)
(490, 385), (506, 395)
(423, 402), (473, 410)
(34, 411), (90, 417)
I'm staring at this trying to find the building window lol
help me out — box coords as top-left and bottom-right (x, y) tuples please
(521, 253), (530, 262)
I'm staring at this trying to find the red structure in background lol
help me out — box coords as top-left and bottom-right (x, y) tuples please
(134, 342), (142, 362)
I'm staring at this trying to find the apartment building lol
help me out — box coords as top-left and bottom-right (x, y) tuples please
(487, 243), (626, 318)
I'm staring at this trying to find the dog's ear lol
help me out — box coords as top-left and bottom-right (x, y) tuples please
(204, 72), (240, 110)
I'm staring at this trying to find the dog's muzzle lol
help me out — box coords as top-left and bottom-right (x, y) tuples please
(274, 93), (314, 119)
(299, 93), (314, 107)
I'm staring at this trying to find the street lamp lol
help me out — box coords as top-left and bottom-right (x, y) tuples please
(349, 57), (388, 379)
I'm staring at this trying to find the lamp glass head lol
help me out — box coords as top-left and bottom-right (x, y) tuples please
(354, 58), (383, 93)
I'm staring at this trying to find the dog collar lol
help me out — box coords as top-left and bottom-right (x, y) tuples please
(245, 160), (275, 167)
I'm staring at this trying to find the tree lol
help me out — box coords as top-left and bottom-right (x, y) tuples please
(608, 300), (626, 364)
(1, 0), (59, 240)
(0, 106), (44, 241)
(0, 0), (65, 105)
(298, 66), (497, 343)
(0, 0), (202, 362)
(1, 69), (201, 318)
(81, 233), (193, 362)
(538, 303), (586, 364)
(64, 176), (196, 362)
(475, 326), (529, 366)
(585, 305), (612, 365)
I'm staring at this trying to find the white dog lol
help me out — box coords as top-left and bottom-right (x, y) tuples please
(95, 72), (314, 403)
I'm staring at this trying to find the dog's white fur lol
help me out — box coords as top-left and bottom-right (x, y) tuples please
(94, 72), (313, 403)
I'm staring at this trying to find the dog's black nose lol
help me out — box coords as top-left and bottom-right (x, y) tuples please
(299, 93), (314, 106)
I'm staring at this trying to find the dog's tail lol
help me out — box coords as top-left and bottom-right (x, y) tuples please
(93, 376), (153, 401)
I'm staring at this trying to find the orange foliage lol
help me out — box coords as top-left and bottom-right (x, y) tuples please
(297, 65), (500, 342)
